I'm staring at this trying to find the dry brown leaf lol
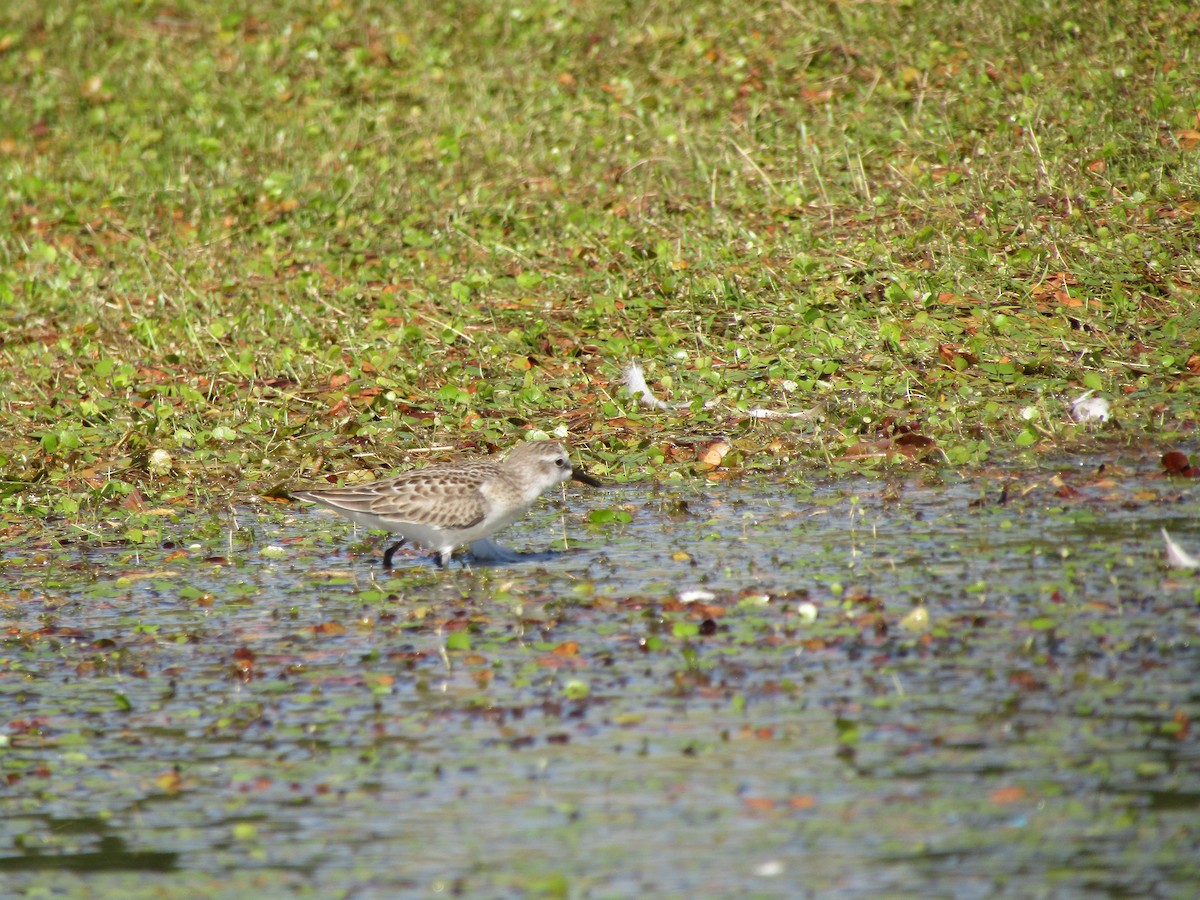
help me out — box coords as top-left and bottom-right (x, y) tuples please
(697, 439), (731, 467)
(1175, 129), (1200, 151)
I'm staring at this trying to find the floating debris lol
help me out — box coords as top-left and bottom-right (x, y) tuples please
(1069, 390), (1111, 423)
(1162, 529), (1200, 570)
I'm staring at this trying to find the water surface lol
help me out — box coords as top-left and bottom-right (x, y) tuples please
(1, 466), (1197, 896)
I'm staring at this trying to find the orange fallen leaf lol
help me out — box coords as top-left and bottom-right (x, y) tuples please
(989, 786), (1027, 804)
(697, 440), (731, 467)
(1175, 129), (1200, 151)
(742, 797), (775, 813)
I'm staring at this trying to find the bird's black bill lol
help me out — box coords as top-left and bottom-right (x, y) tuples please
(571, 468), (603, 487)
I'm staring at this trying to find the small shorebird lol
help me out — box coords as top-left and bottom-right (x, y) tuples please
(292, 441), (601, 568)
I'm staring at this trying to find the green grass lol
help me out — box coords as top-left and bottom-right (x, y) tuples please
(2, 0), (1199, 528)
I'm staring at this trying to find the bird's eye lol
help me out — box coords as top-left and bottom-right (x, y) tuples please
(555, 457), (568, 468)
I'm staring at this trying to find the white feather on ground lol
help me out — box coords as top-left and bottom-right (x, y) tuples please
(1162, 529), (1200, 570)
(623, 360), (690, 410)
(1070, 390), (1111, 423)
(623, 360), (814, 419)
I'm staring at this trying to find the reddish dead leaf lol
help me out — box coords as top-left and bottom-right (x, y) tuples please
(894, 433), (937, 458)
(799, 86), (833, 103)
(1052, 477), (1081, 499)
(938, 342), (977, 368)
(989, 786), (1027, 805)
(551, 641), (579, 657)
(1162, 451), (1200, 477)
(1086, 158), (1107, 173)
(120, 489), (146, 511)
(312, 622), (347, 636)
(329, 373), (351, 390)
(327, 397), (350, 417)
(231, 646), (254, 681)
(788, 795), (817, 810)
(1008, 671), (1044, 691)
(1187, 354), (1200, 374)
(1171, 710), (1190, 741)
(753, 727), (774, 740)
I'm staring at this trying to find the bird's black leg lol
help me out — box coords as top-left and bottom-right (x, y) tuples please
(382, 540), (406, 568)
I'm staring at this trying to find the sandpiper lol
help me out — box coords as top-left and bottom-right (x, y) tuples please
(292, 441), (601, 568)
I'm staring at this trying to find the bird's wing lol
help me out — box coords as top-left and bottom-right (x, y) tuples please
(294, 468), (490, 530)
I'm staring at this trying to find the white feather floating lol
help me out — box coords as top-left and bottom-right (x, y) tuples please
(1162, 529), (1200, 570)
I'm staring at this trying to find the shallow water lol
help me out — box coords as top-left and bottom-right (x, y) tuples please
(1, 467), (1198, 897)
